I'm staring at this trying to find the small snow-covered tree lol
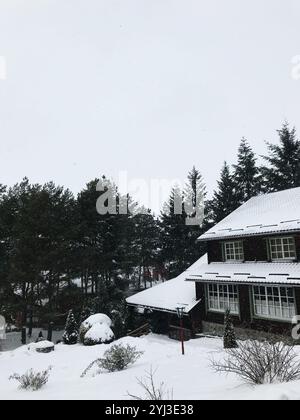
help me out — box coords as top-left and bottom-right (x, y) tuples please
(224, 309), (238, 349)
(63, 310), (79, 345)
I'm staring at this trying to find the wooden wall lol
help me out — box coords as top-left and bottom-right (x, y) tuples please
(193, 282), (300, 336)
(207, 233), (300, 263)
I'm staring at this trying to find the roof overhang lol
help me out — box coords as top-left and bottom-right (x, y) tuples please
(199, 228), (300, 242)
(126, 302), (192, 315)
(185, 262), (300, 287)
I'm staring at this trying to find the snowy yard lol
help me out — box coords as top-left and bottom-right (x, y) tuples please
(0, 334), (300, 400)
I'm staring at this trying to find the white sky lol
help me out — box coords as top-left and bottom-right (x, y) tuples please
(0, 0), (300, 212)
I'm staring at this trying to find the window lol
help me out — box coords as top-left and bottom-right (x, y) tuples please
(253, 286), (295, 321)
(224, 241), (244, 262)
(269, 237), (296, 261)
(207, 284), (239, 314)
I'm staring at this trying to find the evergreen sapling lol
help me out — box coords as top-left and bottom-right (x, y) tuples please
(224, 309), (238, 349)
(63, 310), (79, 345)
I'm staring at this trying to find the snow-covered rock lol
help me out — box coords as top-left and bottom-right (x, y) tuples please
(83, 323), (114, 346)
(28, 340), (55, 353)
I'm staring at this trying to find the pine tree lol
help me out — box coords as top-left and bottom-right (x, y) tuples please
(63, 310), (79, 345)
(262, 123), (300, 192)
(224, 309), (238, 349)
(159, 168), (208, 278)
(233, 138), (261, 204)
(159, 185), (188, 278)
(132, 209), (160, 289)
(209, 162), (240, 224)
(183, 167), (207, 264)
(184, 166), (206, 222)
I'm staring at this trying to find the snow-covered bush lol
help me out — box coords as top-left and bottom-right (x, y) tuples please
(82, 313), (112, 329)
(212, 340), (300, 385)
(79, 313), (114, 345)
(81, 344), (143, 377)
(83, 323), (114, 346)
(9, 367), (52, 391)
(63, 310), (79, 345)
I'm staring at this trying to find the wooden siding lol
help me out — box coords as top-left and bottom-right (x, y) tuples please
(208, 234), (300, 263)
(193, 283), (300, 336)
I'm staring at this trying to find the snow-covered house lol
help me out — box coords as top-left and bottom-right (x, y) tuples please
(127, 187), (300, 339)
(127, 254), (207, 338)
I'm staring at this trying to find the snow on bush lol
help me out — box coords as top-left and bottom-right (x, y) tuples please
(83, 314), (112, 329)
(63, 309), (79, 345)
(9, 367), (52, 391)
(83, 323), (114, 346)
(212, 339), (300, 385)
(81, 343), (143, 377)
(79, 313), (114, 345)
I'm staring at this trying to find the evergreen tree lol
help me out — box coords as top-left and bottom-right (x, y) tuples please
(159, 185), (188, 278)
(262, 123), (300, 192)
(224, 309), (238, 349)
(184, 167), (206, 222)
(132, 209), (160, 289)
(63, 310), (79, 345)
(210, 162), (240, 224)
(233, 138), (261, 204)
(183, 167), (207, 265)
(159, 168), (208, 278)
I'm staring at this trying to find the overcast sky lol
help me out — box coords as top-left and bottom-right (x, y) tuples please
(0, 0), (299, 211)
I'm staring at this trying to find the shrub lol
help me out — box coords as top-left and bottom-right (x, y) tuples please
(83, 323), (114, 346)
(79, 313), (113, 345)
(79, 323), (90, 344)
(212, 339), (300, 385)
(9, 367), (52, 391)
(223, 309), (238, 349)
(63, 309), (79, 345)
(81, 343), (143, 377)
(128, 367), (173, 400)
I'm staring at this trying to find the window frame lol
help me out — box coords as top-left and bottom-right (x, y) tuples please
(206, 283), (240, 315)
(223, 240), (245, 262)
(268, 236), (296, 262)
(252, 285), (296, 322)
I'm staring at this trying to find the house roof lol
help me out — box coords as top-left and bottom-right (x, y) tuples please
(199, 187), (300, 241)
(126, 254), (208, 314)
(186, 261), (300, 286)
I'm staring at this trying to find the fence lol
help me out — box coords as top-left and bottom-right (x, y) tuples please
(0, 328), (63, 352)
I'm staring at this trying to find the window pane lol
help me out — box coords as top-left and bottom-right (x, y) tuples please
(207, 283), (239, 314)
(253, 286), (295, 321)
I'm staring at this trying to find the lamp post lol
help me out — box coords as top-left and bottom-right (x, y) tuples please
(176, 307), (185, 356)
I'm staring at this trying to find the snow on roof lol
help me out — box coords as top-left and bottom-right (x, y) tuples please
(200, 187), (300, 241)
(126, 254), (208, 314)
(186, 261), (300, 286)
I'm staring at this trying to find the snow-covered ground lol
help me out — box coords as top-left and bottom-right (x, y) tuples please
(0, 334), (300, 400)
